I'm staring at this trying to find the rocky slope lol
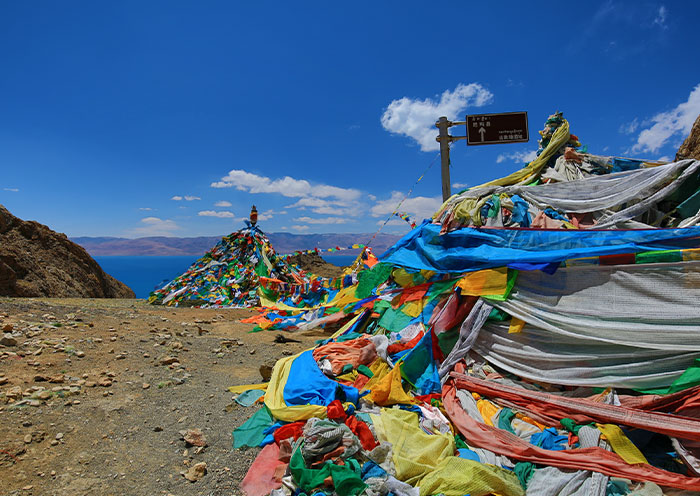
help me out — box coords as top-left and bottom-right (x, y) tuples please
(0, 205), (134, 298)
(677, 114), (700, 161)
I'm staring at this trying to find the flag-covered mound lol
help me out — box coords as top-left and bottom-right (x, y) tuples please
(230, 113), (700, 495)
(148, 226), (350, 308)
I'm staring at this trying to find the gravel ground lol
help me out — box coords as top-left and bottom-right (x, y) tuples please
(0, 297), (325, 496)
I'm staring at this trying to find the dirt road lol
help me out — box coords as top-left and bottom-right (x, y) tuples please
(0, 298), (323, 496)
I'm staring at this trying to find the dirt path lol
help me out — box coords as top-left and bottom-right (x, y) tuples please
(0, 298), (325, 496)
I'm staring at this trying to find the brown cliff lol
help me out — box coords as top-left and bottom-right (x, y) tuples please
(677, 114), (700, 161)
(0, 205), (134, 298)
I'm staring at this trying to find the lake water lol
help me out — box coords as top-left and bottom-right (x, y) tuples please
(94, 254), (357, 299)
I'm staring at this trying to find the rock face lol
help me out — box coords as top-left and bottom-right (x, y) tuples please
(0, 205), (135, 298)
(287, 252), (346, 278)
(677, 114), (700, 161)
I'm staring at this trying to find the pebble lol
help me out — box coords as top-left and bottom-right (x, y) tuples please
(142, 383), (150, 389)
(24, 434), (32, 444)
(183, 428), (207, 447)
(183, 462), (207, 482)
(2, 323), (13, 331)
(0, 333), (18, 346)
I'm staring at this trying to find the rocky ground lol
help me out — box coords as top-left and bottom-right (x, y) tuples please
(0, 297), (326, 496)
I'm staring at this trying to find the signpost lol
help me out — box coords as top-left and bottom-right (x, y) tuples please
(466, 111), (528, 146)
(435, 111), (529, 200)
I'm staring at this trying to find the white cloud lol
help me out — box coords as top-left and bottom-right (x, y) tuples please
(496, 149), (538, 164)
(632, 84), (700, 154)
(257, 209), (280, 221)
(653, 5), (668, 29)
(211, 169), (361, 202)
(286, 197), (360, 217)
(198, 210), (235, 218)
(619, 118), (640, 135)
(294, 216), (349, 224)
(380, 83), (493, 152)
(290, 225), (310, 232)
(214, 200), (232, 207)
(130, 217), (181, 237)
(370, 192), (443, 220)
(171, 195), (201, 201)
(138, 207), (152, 211)
(452, 182), (468, 189)
(3, 187), (19, 192)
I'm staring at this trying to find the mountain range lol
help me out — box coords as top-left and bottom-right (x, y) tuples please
(71, 232), (404, 257)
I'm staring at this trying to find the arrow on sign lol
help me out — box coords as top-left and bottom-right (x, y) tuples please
(479, 127), (486, 141)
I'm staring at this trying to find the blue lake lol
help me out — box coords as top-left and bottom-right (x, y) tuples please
(94, 254), (357, 299)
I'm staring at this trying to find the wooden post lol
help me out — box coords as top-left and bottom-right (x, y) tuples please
(436, 116), (452, 201)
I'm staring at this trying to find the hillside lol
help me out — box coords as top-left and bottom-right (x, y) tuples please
(0, 205), (134, 298)
(677, 114), (700, 161)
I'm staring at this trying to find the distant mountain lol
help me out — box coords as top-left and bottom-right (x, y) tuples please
(71, 232), (404, 257)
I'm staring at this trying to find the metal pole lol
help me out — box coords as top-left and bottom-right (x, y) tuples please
(436, 116), (452, 201)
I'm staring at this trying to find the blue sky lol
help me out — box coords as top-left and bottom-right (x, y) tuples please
(1, 1), (699, 238)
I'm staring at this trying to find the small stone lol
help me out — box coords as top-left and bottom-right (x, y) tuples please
(50, 439), (59, 446)
(50, 470), (56, 476)
(259, 364), (274, 382)
(160, 356), (178, 365)
(6, 385), (22, 399)
(143, 353), (150, 358)
(22, 420), (32, 427)
(98, 378), (112, 387)
(0, 376), (8, 385)
(183, 462), (207, 482)
(72, 400), (80, 405)
(2, 323), (13, 332)
(183, 428), (207, 447)
(22, 485), (33, 491)
(0, 334), (17, 346)
(142, 383), (150, 389)
(84, 381), (96, 387)
(55, 432), (64, 440)
(24, 434), (32, 444)
(249, 349), (256, 355)
(76, 351), (85, 358)
(153, 426), (163, 432)
(37, 391), (51, 400)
